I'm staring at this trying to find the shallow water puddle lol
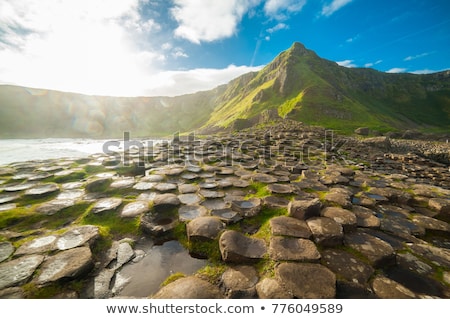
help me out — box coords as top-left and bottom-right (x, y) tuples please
(115, 240), (207, 297)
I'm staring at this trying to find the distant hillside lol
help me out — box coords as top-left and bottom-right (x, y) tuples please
(0, 42), (449, 138)
(0, 85), (224, 138)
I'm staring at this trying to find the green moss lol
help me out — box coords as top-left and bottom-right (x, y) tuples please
(196, 264), (227, 286)
(84, 165), (109, 175)
(161, 272), (186, 287)
(246, 182), (271, 199)
(0, 202), (90, 233)
(255, 258), (277, 278)
(53, 171), (87, 183)
(81, 207), (141, 238)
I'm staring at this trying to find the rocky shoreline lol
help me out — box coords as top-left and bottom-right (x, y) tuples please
(0, 121), (449, 299)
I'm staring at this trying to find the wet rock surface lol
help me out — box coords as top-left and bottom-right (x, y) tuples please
(0, 120), (449, 299)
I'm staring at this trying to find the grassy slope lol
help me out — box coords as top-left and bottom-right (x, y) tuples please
(203, 43), (450, 134)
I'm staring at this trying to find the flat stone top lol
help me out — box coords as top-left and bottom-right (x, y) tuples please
(0, 241), (14, 263)
(56, 225), (99, 251)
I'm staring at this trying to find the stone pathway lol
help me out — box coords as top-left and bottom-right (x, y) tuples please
(0, 120), (449, 299)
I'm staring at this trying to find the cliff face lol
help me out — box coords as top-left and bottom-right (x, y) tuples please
(0, 42), (449, 138)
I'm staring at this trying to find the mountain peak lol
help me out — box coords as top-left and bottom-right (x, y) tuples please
(288, 42), (313, 57)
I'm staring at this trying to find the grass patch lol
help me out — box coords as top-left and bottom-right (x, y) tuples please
(196, 264), (227, 286)
(161, 272), (186, 287)
(255, 258), (277, 279)
(22, 280), (86, 298)
(0, 202), (91, 233)
(81, 207), (141, 238)
(246, 182), (271, 199)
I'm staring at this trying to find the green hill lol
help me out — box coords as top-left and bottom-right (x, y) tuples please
(203, 42), (450, 134)
(0, 42), (448, 138)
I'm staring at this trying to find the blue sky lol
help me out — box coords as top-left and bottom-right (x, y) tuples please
(0, 0), (449, 96)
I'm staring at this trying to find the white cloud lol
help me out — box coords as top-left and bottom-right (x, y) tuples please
(410, 69), (439, 74)
(337, 60), (356, 68)
(172, 48), (189, 58)
(386, 68), (407, 73)
(321, 0), (353, 17)
(364, 60), (383, 68)
(171, 0), (261, 44)
(143, 64), (263, 96)
(404, 52), (430, 61)
(264, 0), (307, 19)
(267, 23), (289, 33)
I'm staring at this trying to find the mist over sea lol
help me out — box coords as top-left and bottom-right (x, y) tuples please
(0, 138), (116, 165)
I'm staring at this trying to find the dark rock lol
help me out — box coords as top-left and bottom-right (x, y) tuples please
(288, 198), (322, 220)
(219, 230), (267, 263)
(344, 231), (395, 267)
(231, 198), (261, 217)
(352, 205), (380, 228)
(269, 237), (320, 262)
(306, 217), (344, 247)
(321, 249), (374, 284)
(371, 275), (416, 298)
(187, 217), (225, 241)
(321, 207), (357, 232)
(276, 262), (336, 298)
(85, 178), (112, 193)
(179, 205), (209, 222)
(263, 196), (290, 208)
(270, 216), (312, 238)
(355, 127), (370, 136)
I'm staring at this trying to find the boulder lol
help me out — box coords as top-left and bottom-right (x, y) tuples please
(219, 230), (267, 263)
(152, 276), (223, 299)
(355, 127), (370, 136)
(35, 247), (94, 285)
(276, 262), (336, 298)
